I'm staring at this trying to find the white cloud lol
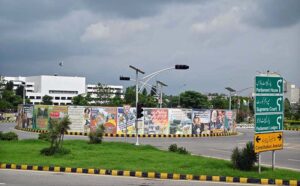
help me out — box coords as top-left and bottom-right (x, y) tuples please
(80, 19), (149, 42)
(191, 6), (243, 34)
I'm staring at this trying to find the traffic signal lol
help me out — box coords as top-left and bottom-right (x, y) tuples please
(137, 103), (144, 118)
(120, 76), (130, 81)
(175, 65), (189, 70)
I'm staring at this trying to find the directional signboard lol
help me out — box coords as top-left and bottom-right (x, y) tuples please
(254, 132), (283, 153)
(255, 114), (283, 133)
(255, 76), (283, 94)
(255, 95), (283, 113)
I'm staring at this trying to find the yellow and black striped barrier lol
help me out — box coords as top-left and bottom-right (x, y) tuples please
(15, 126), (237, 138)
(0, 162), (299, 186)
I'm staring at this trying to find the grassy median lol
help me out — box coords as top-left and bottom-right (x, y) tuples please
(0, 139), (299, 180)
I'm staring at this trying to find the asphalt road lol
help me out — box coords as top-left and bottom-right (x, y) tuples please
(1, 123), (300, 171)
(0, 169), (262, 186)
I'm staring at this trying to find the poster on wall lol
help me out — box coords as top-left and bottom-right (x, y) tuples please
(210, 109), (226, 133)
(49, 106), (68, 119)
(22, 105), (33, 128)
(117, 107), (137, 135)
(34, 105), (51, 129)
(192, 110), (211, 135)
(90, 107), (117, 134)
(143, 108), (169, 135)
(68, 106), (91, 132)
(169, 109), (192, 135)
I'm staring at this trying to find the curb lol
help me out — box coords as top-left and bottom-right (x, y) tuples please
(284, 128), (300, 132)
(0, 163), (299, 186)
(14, 127), (237, 138)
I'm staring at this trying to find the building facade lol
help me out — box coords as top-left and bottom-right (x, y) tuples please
(284, 80), (300, 105)
(3, 75), (123, 105)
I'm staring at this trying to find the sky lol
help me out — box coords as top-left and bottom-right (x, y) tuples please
(0, 0), (299, 96)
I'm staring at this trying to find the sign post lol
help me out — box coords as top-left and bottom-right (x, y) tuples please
(254, 74), (284, 173)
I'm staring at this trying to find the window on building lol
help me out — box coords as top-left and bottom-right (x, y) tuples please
(66, 103), (71, 105)
(36, 96), (41, 99)
(54, 103), (59, 105)
(67, 97), (72, 100)
(55, 97), (60, 100)
(49, 90), (78, 94)
(29, 96), (35, 99)
(61, 97), (66, 100)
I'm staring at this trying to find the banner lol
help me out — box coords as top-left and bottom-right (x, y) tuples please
(117, 107), (137, 135)
(90, 107), (117, 134)
(143, 108), (169, 135)
(34, 105), (51, 129)
(192, 110), (211, 135)
(210, 109), (226, 133)
(49, 106), (68, 119)
(169, 109), (192, 135)
(68, 106), (91, 132)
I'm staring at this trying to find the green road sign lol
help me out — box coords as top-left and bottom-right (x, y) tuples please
(255, 114), (283, 133)
(255, 95), (283, 113)
(255, 76), (283, 94)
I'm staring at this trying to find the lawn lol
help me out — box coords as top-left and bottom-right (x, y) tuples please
(0, 139), (299, 180)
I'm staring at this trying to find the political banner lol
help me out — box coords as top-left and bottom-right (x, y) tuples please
(210, 109), (226, 133)
(143, 108), (169, 135)
(34, 105), (51, 129)
(68, 106), (91, 132)
(192, 110), (211, 135)
(90, 107), (117, 134)
(117, 107), (138, 134)
(169, 109), (192, 135)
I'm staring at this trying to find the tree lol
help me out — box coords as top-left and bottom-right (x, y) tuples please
(95, 83), (113, 105)
(42, 95), (53, 105)
(210, 95), (228, 109)
(5, 81), (14, 91)
(16, 85), (24, 98)
(110, 94), (124, 106)
(72, 94), (88, 105)
(124, 86), (135, 106)
(284, 98), (292, 119)
(179, 91), (210, 109)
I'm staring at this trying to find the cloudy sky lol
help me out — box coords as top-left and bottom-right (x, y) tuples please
(0, 0), (299, 95)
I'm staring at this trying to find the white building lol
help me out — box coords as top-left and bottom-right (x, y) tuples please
(3, 75), (123, 105)
(284, 80), (300, 104)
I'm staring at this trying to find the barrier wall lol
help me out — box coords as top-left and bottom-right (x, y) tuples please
(17, 105), (237, 134)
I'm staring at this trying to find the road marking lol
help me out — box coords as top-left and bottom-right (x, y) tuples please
(0, 183), (6, 185)
(288, 159), (300, 162)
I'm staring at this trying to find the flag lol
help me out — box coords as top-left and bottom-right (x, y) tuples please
(59, 61), (63, 67)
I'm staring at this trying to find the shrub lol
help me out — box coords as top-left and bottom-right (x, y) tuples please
(0, 131), (2, 139)
(168, 144), (178, 152)
(231, 141), (257, 171)
(88, 125), (105, 144)
(40, 147), (70, 156)
(38, 133), (50, 141)
(168, 144), (189, 155)
(177, 147), (189, 155)
(0, 132), (18, 141)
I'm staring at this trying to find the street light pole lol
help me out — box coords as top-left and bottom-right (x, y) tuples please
(225, 87), (236, 110)
(129, 65), (145, 146)
(157, 81), (167, 108)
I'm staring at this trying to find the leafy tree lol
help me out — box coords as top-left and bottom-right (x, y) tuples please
(179, 91), (209, 109)
(210, 95), (228, 109)
(5, 81), (14, 91)
(72, 94), (88, 105)
(110, 94), (124, 106)
(124, 86), (136, 106)
(58, 116), (71, 148)
(142, 88), (148, 96)
(42, 95), (53, 105)
(16, 85), (24, 98)
(284, 98), (292, 119)
(95, 83), (113, 104)
(164, 95), (179, 108)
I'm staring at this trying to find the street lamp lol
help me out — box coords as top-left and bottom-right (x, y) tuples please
(120, 64), (189, 145)
(156, 80), (167, 108)
(225, 87), (236, 110)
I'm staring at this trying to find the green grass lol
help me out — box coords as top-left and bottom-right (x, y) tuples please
(0, 139), (299, 180)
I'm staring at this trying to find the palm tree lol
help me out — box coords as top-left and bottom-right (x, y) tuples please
(58, 116), (71, 148)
